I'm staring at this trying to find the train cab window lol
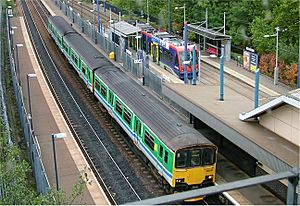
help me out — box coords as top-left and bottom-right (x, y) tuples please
(115, 100), (123, 115)
(164, 151), (168, 164)
(144, 130), (154, 150)
(202, 148), (215, 166)
(175, 150), (188, 168)
(95, 79), (100, 91)
(159, 145), (163, 158)
(191, 150), (201, 167)
(123, 108), (132, 125)
(100, 84), (107, 98)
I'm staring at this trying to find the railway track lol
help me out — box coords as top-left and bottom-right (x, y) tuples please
(65, 0), (112, 30)
(21, 0), (166, 204)
(200, 61), (270, 100)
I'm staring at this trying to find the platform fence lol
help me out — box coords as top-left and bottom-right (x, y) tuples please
(54, 0), (163, 97)
(5, 9), (50, 195)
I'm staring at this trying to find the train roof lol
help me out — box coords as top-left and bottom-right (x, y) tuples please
(49, 16), (109, 70)
(94, 67), (213, 151)
(50, 16), (213, 151)
(49, 16), (75, 36)
(65, 33), (111, 70)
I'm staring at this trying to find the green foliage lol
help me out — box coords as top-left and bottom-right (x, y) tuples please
(0, 120), (88, 204)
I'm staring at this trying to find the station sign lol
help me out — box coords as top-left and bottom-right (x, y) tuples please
(134, 59), (143, 64)
(243, 48), (258, 72)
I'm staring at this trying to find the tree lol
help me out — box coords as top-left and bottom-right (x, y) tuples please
(0, 121), (88, 205)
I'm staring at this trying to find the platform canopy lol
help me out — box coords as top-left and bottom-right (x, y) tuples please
(188, 22), (231, 40)
(111, 21), (141, 37)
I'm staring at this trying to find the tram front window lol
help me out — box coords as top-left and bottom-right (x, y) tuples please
(179, 51), (198, 66)
(175, 147), (216, 168)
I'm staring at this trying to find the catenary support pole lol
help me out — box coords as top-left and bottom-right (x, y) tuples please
(97, 0), (100, 33)
(168, 0), (171, 33)
(192, 46), (196, 85)
(254, 69), (260, 109)
(184, 21), (188, 84)
(220, 45), (224, 101)
(297, 39), (300, 88)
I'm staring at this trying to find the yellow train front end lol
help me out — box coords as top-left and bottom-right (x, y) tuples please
(171, 145), (217, 201)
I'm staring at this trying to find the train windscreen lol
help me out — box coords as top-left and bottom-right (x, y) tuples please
(179, 51), (198, 66)
(175, 147), (216, 168)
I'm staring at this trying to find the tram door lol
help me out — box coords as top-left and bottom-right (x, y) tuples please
(151, 43), (159, 63)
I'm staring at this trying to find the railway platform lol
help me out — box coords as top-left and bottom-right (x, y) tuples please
(9, 4), (109, 205)
(38, 0), (295, 204)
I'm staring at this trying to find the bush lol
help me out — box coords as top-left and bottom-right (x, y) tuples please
(259, 53), (298, 87)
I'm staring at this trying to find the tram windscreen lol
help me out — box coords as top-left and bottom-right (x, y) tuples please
(175, 147), (216, 168)
(179, 51), (198, 66)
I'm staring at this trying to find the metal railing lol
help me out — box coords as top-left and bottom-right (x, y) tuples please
(5, 8), (50, 195)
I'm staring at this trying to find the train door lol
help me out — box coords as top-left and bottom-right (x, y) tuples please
(151, 43), (159, 62)
(108, 90), (114, 106)
(134, 117), (142, 139)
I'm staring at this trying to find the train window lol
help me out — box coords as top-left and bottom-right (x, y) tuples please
(100, 85), (107, 98)
(115, 100), (123, 115)
(175, 150), (188, 168)
(191, 150), (201, 166)
(123, 108), (132, 125)
(95, 79), (100, 91)
(159, 145), (163, 158)
(82, 67), (86, 76)
(144, 130), (154, 150)
(202, 148), (215, 166)
(71, 51), (78, 65)
(175, 53), (179, 66)
(162, 49), (173, 64)
(108, 90), (114, 105)
(62, 41), (68, 52)
(87, 70), (91, 80)
(164, 151), (168, 164)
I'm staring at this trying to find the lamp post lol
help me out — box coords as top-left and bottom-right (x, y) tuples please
(78, 2), (83, 32)
(146, 0), (149, 24)
(96, 0), (101, 33)
(51, 133), (66, 191)
(109, 20), (116, 61)
(167, 0), (171, 33)
(90, 9), (96, 43)
(10, 26), (17, 52)
(27, 73), (37, 131)
(15, 43), (23, 84)
(264, 27), (280, 85)
(175, 4), (187, 84)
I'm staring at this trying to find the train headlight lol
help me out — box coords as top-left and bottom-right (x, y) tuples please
(205, 175), (213, 180)
(176, 178), (185, 183)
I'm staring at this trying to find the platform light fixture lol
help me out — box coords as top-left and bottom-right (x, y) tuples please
(51, 132), (66, 191)
(264, 27), (287, 85)
(26, 73), (37, 131)
(15, 43), (24, 84)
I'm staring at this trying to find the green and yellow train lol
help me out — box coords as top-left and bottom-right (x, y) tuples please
(48, 16), (217, 195)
